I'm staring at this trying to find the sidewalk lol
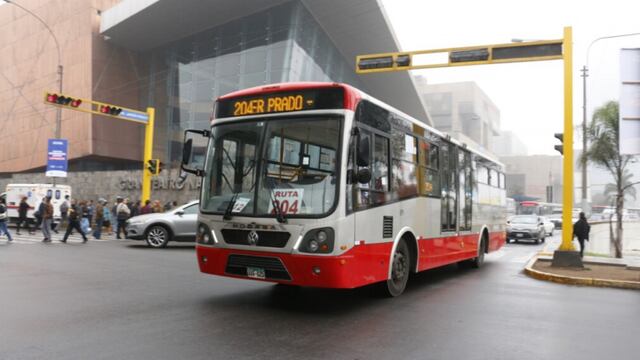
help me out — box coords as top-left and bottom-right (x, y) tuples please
(525, 232), (640, 290)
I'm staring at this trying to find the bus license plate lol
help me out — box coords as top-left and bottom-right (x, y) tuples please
(516, 233), (523, 238)
(247, 267), (266, 279)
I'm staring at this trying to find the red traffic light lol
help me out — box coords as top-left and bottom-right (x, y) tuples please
(70, 99), (82, 107)
(46, 93), (58, 103)
(100, 105), (122, 116)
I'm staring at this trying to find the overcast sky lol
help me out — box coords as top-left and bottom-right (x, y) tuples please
(382, 0), (640, 155)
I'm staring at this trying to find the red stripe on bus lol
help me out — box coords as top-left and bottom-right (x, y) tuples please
(196, 231), (505, 289)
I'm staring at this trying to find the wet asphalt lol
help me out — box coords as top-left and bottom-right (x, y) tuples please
(1, 234), (638, 360)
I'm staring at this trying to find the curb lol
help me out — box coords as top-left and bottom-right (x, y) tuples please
(524, 255), (640, 290)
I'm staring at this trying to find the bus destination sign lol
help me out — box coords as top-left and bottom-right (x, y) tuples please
(216, 88), (344, 118)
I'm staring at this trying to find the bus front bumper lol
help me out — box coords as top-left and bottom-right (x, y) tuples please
(195, 244), (391, 289)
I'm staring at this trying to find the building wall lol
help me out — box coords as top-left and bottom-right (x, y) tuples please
(0, 0), (95, 172)
(493, 130), (528, 157)
(415, 78), (500, 155)
(501, 155), (563, 201)
(0, 168), (200, 206)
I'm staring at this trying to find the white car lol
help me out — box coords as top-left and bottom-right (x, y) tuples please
(540, 216), (555, 236)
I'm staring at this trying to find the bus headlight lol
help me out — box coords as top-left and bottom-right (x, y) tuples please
(196, 223), (215, 245)
(299, 228), (334, 254)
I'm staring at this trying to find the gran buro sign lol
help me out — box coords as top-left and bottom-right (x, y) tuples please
(118, 174), (201, 191)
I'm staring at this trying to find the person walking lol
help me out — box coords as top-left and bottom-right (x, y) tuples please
(41, 196), (54, 243)
(92, 199), (105, 240)
(16, 196), (34, 235)
(115, 197), (130, 239)
(62, 199), (87, 243)
(34, 197), (45, 229)
(59, 195), (70, 231)
(0, 197), (13, 242)
(111, 198), (120, 237)
(130, 200), (140, 218)
(573, 212), (591, 258)
(140, 200), (152, 214)
(103, 200), (113, 235)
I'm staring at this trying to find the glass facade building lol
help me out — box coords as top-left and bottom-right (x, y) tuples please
(145, 1), (364, 164)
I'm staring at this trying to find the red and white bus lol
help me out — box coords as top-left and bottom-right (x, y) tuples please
(181, 82), (506, 296)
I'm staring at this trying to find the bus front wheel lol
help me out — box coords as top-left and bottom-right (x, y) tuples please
(383, 239), (411, 297)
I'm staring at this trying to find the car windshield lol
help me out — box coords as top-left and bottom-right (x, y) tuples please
(511, 216), (538, 224)
(201, 116), (342, 217)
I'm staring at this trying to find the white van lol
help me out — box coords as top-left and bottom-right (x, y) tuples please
(3, 184), (72, 222)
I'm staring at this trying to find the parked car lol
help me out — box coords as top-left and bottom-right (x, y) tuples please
(540, 216), (555, 236)
(125, 200), (198, 248)
(506, 215), (546, 244)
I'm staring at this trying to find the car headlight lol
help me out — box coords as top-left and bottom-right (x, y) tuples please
(299, 228), (334, 254)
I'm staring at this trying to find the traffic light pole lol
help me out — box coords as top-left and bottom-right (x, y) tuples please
(559, 27), (576, 252)
(141, 107), (155, 204)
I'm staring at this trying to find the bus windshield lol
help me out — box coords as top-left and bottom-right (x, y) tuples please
(201, 116), (342, 218)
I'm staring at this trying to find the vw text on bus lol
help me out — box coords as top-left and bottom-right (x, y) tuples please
(181, 82), (506, 296)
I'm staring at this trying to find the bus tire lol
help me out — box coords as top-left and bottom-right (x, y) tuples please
(382, 238), (411, 297)
(470, 234), (487, 269)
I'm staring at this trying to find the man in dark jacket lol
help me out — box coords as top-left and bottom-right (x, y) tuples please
(16, 196), (34, 235)
(62, 199), (87, 243)
(573, 212), (590, 257)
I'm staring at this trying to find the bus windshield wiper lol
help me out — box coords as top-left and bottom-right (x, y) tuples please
(223, 192), (240, 221)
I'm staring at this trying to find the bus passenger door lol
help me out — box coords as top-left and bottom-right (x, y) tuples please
(440, 142), (459, 258)
(458, 150), (474, 256)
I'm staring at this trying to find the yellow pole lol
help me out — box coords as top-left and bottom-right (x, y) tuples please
(559, 27), (575, 251)
(141, 107), (155, 203)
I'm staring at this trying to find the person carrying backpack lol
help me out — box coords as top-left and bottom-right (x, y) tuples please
(0, 197), (13, 242)
(62, 199), (87, 243)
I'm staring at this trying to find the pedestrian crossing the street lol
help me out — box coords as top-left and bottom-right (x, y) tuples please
(0, 230), (120, 244)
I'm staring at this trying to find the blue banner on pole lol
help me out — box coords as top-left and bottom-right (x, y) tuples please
(46, 139), (68, 177)
(119, 109), (149, 123)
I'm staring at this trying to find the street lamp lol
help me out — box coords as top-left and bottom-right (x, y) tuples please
(581, 32), (640, 215)
(3, 0), (64, 139)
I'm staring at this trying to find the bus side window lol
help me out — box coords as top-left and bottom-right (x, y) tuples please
(55, 190), (61, 200)
(46, 189), (52, 198)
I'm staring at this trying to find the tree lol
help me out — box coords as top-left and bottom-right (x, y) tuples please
(582, 101), (636, 258)
(603, 171), (637, 204)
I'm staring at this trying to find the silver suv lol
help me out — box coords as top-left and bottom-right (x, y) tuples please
(126, 201), (198, 248)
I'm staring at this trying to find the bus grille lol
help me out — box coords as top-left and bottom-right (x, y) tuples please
(225, 254), (291, 281)
(221, 229), (290, 248)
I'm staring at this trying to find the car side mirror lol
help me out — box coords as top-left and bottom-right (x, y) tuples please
(175, 210), (185, 216)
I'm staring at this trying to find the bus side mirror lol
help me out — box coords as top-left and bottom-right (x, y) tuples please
(356, 168), (372, 184)
(181, 129), (209, 177)
(357, 135), (370, 167)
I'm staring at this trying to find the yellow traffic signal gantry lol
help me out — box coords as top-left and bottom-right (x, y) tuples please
(44, 92), (157, 203)
(356, 27), (577, 258)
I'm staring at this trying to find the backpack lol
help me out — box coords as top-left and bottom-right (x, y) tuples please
(0, 204), (6, 221)
(60, 201), (69, 215)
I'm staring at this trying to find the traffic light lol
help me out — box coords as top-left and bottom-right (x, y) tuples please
(146, 159), (159, 175)
(100, 105), (122, 116)
(45, 93), (82, 108)
(357, 53), (411, 70)
(554, 133), (564, 155)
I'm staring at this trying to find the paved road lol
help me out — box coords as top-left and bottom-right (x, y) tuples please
(1, 234), (638, 360)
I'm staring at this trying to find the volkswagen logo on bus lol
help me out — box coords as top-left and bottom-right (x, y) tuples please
(247, 230), (259, 246)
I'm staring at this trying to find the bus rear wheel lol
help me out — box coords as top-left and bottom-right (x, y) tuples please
(383, 239), (411, 297)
